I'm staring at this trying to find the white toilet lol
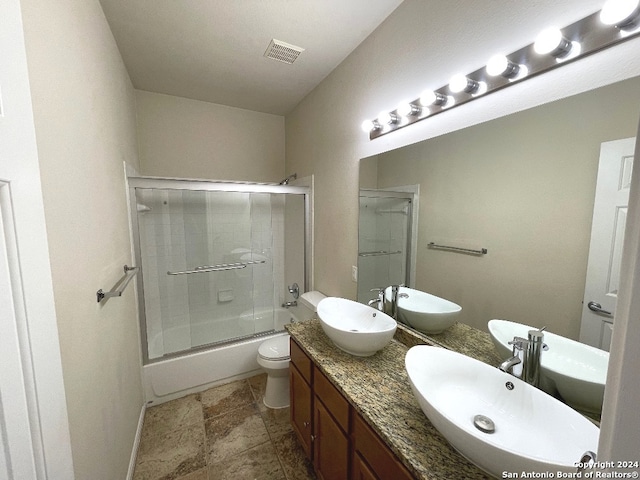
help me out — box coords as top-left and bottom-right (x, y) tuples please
(257, 290), (325, 409)
(257, 335), (291, 409)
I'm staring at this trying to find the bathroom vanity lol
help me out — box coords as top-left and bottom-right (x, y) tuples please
(287, 320), (498, 480)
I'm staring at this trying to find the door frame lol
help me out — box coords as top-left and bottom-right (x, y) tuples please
(0, 0), (74, 477)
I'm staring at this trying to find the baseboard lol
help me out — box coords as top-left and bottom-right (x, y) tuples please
(126, 402), (147, 480)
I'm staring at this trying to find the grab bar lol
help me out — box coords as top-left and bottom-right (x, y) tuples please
(358, 250), (402, 257)
(428, 242), (488, 255)
(167, 260), (265, 276)
(97, 265), (139, 302)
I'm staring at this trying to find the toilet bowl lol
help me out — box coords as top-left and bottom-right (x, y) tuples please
(257, 335), (291, 409)
(257, 290), (326, 409)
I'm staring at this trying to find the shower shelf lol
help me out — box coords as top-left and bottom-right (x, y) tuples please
(96, 265), (139, 302)
(167, 260), (266, 276)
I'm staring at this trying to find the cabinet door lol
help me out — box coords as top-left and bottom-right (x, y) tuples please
(290, 364), (313, 457)
(353, 452), (379, 480)
(314, 399), (349, 480)
(353, 413), (414, 480)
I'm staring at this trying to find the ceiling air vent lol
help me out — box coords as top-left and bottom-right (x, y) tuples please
(264, 39), (304, 65)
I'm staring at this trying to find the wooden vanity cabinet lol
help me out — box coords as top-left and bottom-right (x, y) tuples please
(290, 338), (415, 480)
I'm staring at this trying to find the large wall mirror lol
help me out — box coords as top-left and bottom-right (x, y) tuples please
(359, 76), (640, 351)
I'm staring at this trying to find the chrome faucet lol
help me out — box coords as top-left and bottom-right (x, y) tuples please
(499, 327), (546, 388)
(367, 288), (385, 311)
(282, 301), (297, 308)
(499, 336), (526, 376)
(388, 284), (406, 320)
(523, 328), (545, 387)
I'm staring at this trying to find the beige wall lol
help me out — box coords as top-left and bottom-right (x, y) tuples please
(285, 0), (640, 301)
(21, 0), (143, 478)
(371, 78), (640, 338)
(136, 90), (285, 182)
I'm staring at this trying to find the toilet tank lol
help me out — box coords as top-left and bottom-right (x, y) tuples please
(294, 291), (326, 321)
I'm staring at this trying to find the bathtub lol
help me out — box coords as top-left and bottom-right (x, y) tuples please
(142, 305), (310, 405)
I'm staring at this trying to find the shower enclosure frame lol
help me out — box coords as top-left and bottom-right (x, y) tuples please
(128, 176), (312, 365)
(358, 188), (416, 303)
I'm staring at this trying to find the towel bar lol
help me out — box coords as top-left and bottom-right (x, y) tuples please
(96, 265), (139, 302)
(428, 242), (487, 255)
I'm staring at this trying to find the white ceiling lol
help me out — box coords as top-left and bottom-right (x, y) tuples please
(98, 0), (404, 115)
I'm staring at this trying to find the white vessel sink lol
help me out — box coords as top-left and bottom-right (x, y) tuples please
(488, 319), (609, 413)
(384, 286), (461, 334)
(405, 346), (599, 477)
(317, 297), (396, 357)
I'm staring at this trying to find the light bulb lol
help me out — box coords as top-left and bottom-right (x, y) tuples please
(449, 74), (483, 94)
(486, 55), (509, 76)
(600, 0), (640, 28)
(419, 90), (437, 106)
(377, 111), (398, 125)
(361, 119), (375, 133)
(419, 89), (448, 107)
(397, 102), (421, 117)
(534, 28), (572, 57)
(449, 74), (470, 93)
(486, 54), (528, 80)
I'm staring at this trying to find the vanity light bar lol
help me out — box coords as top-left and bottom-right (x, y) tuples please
(363, 1), (640, 140)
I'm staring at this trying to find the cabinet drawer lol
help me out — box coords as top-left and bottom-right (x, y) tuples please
(353, 413), (414, 480)
(313, 366), (349, 432)
(290, 338), (312, 383)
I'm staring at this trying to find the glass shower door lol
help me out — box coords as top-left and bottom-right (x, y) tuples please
(135, 187), (277, 359)
(131, 177), (310, 364)
(185, 190), (276, 349)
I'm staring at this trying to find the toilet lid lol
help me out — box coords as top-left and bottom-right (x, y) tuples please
(258, 335), (290, 361)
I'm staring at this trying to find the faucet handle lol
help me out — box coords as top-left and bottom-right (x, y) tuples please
(288, 283), (300, 299)
(508, 336), (529, 351)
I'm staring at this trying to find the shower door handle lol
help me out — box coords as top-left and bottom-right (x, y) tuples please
(167, 265), (247, 275)
(167, 260), (266, 275)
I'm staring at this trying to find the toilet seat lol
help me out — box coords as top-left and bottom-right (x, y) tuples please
(258, 335), (290, 362)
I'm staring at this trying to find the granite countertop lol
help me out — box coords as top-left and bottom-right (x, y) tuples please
(287, 319), (499, 480)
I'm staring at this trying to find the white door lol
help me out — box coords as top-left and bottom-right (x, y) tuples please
(580, 137), (636, 350)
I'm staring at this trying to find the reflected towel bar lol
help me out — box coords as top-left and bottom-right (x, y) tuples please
(428, 242), (488, 255)
(167, 260), (266, 276)
(358, 250), (402, 257)
(97, 265), (139, 302)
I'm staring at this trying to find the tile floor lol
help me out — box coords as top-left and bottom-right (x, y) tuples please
(133, 373), (316, 480)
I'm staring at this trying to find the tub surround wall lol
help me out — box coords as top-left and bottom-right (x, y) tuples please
(135, 90), (285, 182)
(20, 0), (143, 478)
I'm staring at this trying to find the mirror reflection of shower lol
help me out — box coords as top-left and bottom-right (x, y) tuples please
(357, 188), (417, 305)
(129, 178), (309, 363)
